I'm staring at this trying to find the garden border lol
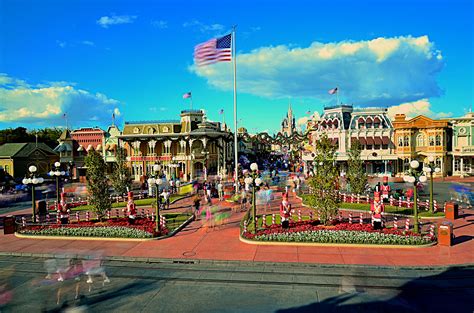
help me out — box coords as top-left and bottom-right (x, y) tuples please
(239, 233), (437, 249)
(14, 214), (195, 242)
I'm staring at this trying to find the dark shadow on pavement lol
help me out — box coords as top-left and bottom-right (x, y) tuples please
(453, 235), (473, 245)
(276, 267), (474, 313)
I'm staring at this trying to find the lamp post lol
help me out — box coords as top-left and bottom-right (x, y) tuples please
(202, 150), (209, 181)
(147, 164), (163, 232)
(423, 156), (441, 213)
(22, 165), (44, 223)
(49, 161), (66, 211)
(245, 163), (262, 234)
(403, 160), (427, 233)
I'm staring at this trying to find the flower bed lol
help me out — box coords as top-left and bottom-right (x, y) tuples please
(18, 218), (168, 239)
(242, 220), (435, 245)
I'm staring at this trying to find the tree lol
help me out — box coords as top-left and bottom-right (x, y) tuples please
(346, 140), (368, 195)
(307, 133), (340, 225)
(110, 148), (132, 196)
(85, 150), (111, 220)
(0, 127), (62, 148)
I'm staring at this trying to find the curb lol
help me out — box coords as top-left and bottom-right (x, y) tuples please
(238, 233), (437, 249)
(0, 251), (472, 271)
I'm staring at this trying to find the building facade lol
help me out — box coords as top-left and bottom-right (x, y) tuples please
(119, 110), (234, 182)
(450, 112), (474, 176)
(0, 143), (59, 179)
(304, 105), (397, 176)
(392, 114), (451, 177)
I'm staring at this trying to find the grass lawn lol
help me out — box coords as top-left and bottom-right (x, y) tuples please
(71, 194), (187, 211)
(299, 194), (445, 217)
(164, 212), (193, 233)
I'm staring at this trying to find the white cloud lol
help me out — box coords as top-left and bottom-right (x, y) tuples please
(191, 35), (444, 107)
(0, 74), (121, 126)
(57, 40), (67, 48)
(97, 15), (137, 28)
(151, 20), (168, 29)
(387, 99), (452, 119)
(183, 19), (225, 34)
(81, 40), (95, 46)
(113, 107), (121, 116)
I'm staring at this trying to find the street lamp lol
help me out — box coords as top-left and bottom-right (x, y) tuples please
(245, 162), (262, 234)
(49, 161), (66, 211)
(423, 156), (441, 213)
(147, 163), (163, 232)
(202, 150), (210, 181)
(22, 165), (44, 223)
(403, 160), (427, 233)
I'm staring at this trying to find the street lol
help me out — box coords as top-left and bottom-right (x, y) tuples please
(0, 255), (473, 313)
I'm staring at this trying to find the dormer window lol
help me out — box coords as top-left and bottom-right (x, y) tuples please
(133, 127), (140, 134)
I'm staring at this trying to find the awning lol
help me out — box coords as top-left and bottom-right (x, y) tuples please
(352, 137), (366, 145)
(96, 144), (102, 150)
(374, 137), (382, 145)
(366, 137), (375, 145)
(382, 136), (390, 145)
(77, 145), (84, 152)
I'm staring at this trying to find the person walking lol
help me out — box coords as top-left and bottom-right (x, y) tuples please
(193, 195), (201, 220)
(161, 189), (170, 210)
(217, 181), (224, 201)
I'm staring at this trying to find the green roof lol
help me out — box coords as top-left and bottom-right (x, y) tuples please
(0, 143), (57, 157)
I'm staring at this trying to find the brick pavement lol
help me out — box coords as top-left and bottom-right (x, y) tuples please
(0, 190), (472, 267)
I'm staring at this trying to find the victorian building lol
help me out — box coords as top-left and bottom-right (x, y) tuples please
(55, 126), (120, 182)
(119, 109), (233, 182)
(449, 112), (474, 176)
(392, 114), (451, 177)
(304, 105), (397, 176)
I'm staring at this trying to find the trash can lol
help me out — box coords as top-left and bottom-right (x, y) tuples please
(438, 221), (453, 246)
(3, 215), (16, 235)
(445, 202), (458, 220)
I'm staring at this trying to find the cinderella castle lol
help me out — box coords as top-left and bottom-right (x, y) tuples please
(280, 103), (296, 136)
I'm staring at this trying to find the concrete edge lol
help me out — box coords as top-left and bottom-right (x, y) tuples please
(0, 251), (472, 271)
(153, 214), (195, 241)
(238, 233), (436, 249)
(14, 232), (153, 242)
(296, 194), (446, 220)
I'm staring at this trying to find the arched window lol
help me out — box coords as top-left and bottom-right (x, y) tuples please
(429, 136), (435, 146)
(416, 134), (425, 147)
(398, 136), (403, 147)
(373, 117), (381, 128)
(436, 158), (442, 170)
(366, 117), (373, 129)
(358, 117), (365, 129)
(435, 135), (441, 146)
(403, 136), (410, 147)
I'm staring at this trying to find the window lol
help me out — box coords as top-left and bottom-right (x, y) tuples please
(435, 135), (441, 146)
(416, 134), (425, 147)
(454, 158), (461, 172)
(436, 158), (442, 170)
(463, 158), (470, 172)
(374, 145), (380, 150)
(4, 165), (9, 175)
(382, 144), (388, 150)
(403, 136), (410, 147)
(429, 136), (435, 146)
(366, 145), (373, 150)
(403, 158), (410, 171)
(398, 137), (403, 147)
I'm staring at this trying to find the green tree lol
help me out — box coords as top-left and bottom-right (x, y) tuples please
(110, 148), (131, 195)
(346, 140), (368, 195)
(307, 133), (340, 225)
(85, 150), (111, 220)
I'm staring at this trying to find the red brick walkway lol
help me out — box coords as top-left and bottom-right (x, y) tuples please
(1, 191), (473, 267)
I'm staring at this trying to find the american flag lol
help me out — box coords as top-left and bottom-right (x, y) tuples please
(183, 92), (192, 99)
(219, 109), (224, 115)
(194, 33), (232, 66)
(306, 110), (311, 115)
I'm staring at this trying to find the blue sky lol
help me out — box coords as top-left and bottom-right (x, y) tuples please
(0, 0), (473, 133)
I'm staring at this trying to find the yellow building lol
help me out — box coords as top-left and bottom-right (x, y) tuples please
(393, 114), (451, 176)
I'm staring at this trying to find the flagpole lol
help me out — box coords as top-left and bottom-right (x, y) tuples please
(336, 87), (340, 105)
(190, 96), (193, 110)
(232, 26), (238, 193)
(222, 110), (226, 177)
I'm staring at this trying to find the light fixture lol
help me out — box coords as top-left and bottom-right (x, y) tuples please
(255, 178), (262, 186)
(250, 163), (258, 171)
(428, 155), (435, 163)
(424, 167), (432, 173)
(419, 176), (427, 183)
(54, 161), (61, 167)
(410, 160), (419, 169)
(29, 165), (37, 173)
(153, 164), (161, 172)
(435, 167), (441, 173)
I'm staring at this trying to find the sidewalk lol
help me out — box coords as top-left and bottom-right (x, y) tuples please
(0, 192), (473, 268)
